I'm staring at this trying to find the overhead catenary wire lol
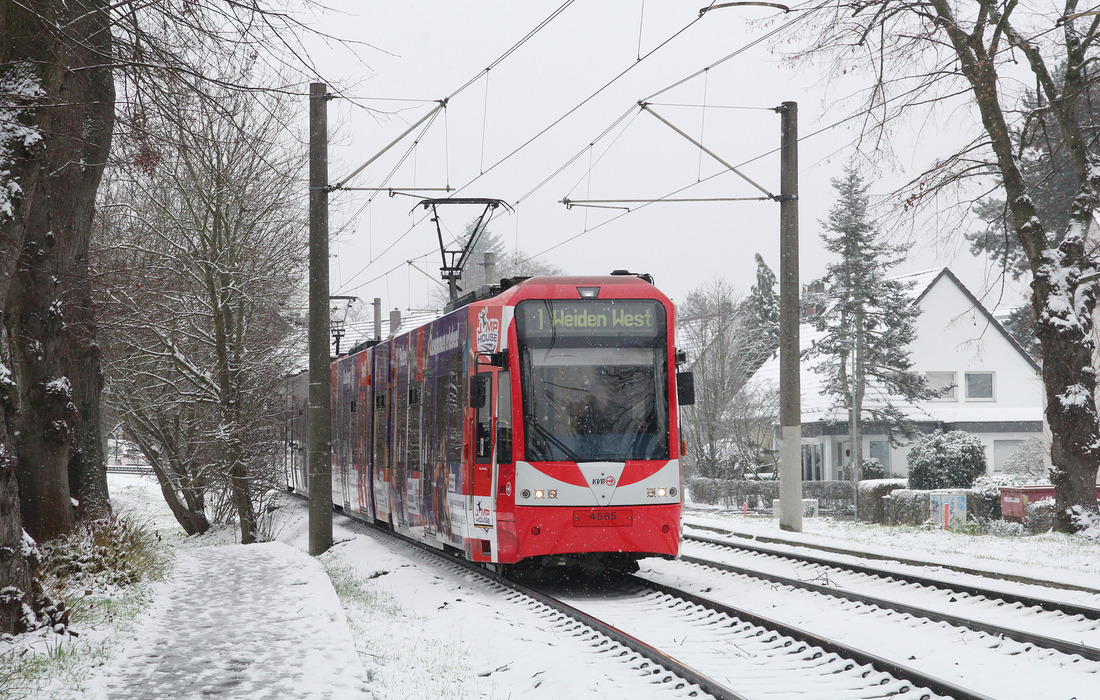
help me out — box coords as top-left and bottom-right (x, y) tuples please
(642, 0), (822, 103)
(445, 0), (577, 102)
(327, 0), (577, 260)
(340, 0), (1020, 300)
(343, 0), (849, 300)
(335, 7), (710, 296)
(337, 4), (796, 297)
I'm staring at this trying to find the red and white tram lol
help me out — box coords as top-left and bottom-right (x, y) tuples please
(286, 272), (694, 573)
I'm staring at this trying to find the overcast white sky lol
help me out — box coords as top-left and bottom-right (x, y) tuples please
(299, 1), (1030, 326)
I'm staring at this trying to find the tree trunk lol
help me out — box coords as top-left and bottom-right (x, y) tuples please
(150, 462), (211, 536)
(127, 428), (210, 535)
(0, 4), (48, 635)
(8, 0), (114, 542)
(1033, 257), (1100, 532)
(927, 0), (1100, 531)
(0, 0), (112, 631)
(64, 271), (112, 520)
(0, 340), (36, 634)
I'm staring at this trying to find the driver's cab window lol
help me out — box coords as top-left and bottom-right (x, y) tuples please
(496, 371), (511, 464)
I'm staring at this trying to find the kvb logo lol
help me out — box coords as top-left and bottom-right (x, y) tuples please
(591, 475), (616, 487)
(476, 307), (500, 353)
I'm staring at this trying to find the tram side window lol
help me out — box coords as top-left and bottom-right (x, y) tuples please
(407, 383), (421, 470)
(444, 353), (464, 462)
(373, 392), (387, 469)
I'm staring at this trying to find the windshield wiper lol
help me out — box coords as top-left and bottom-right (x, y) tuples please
(526, 419), (581, 462)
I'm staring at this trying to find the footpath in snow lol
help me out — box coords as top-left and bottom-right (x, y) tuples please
(83, 541), (368, 699)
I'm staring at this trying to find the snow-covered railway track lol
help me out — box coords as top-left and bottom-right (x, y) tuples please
(684, 532), (1100, 617)
(680, 535), (1100, 661)
(334, 514), (721, 698)
(544, 576), (975, 700)
(637, 554), (1100, 699)
(336, 512), (960, 699)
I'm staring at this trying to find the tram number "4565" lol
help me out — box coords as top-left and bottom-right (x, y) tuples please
(573, 509), (633, 527)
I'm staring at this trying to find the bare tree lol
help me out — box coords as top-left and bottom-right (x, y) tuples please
(796, 0), (1100, 532)
(97, 81), (306, 543)
(1, 0), (344, 631)
(679, 277), (778, 478)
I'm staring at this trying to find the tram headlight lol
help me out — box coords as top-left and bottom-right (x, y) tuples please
(642, 486), (677, 497)
(548, 490), (557, 499)
(535, 489), (545, 499)
(521, 489), (531, 499)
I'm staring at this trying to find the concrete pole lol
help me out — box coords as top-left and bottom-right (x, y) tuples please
(778, 101), (803, 533)
(307, 83), (334, 555)
(373, 298), (382, 341)
(484, 251), (497, 287)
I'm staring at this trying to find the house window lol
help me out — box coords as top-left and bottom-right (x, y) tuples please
(869, 441), (891, 474)
(965, 372), (995, 401)
(926, 372), (957, 401)
(801, 442), (824, 481)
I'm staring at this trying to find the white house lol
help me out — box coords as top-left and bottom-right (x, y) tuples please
(753, 268), (1045, 480)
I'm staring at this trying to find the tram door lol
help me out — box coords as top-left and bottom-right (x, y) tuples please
(471, 371), (495, 541)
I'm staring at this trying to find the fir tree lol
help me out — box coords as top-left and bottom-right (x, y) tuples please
(807, 166), (936, 501)
(742, 253), (780, 372)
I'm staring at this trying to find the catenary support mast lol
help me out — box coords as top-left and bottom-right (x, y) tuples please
(778, 101), (802, 532)
(308, 83), (334, 555)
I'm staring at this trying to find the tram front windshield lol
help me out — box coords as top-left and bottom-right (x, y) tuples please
(516, 299), (669, 463)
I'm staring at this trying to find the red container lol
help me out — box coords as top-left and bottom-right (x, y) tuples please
(999, 486), (1056, 520)
(999, 485), (1100, 520)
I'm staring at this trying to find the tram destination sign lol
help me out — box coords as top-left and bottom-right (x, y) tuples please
(517, 300), (663, 338)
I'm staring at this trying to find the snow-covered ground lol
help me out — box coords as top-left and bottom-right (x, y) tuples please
(7, 474), (1100, 699)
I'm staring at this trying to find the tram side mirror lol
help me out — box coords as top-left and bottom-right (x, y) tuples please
(677, 371), (695, 406)
(469, 374), (488, 409)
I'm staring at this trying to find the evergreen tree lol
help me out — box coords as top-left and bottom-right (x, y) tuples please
(742, 254), (780, 372)
(807, 167), (936, 504)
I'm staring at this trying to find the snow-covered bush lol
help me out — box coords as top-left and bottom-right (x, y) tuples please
(987, 519), (1025, 537)
(1002, 437), (1048, 480)
(857, 479), (906, 523)
(907, 430), (987, 490)
(1025, 497), (1055, 534)
(861, 458), (886, 480)
(1069, 505), (1100, 541)
(685, 477), (856, 512)
(966, 490), (1001, 523)
(38, 514), (164, 597)
(883, 489), (931, 525)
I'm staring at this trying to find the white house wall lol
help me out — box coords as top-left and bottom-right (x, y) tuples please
(909, 277), (1043, 416)
(784, 269), (1045, 480)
